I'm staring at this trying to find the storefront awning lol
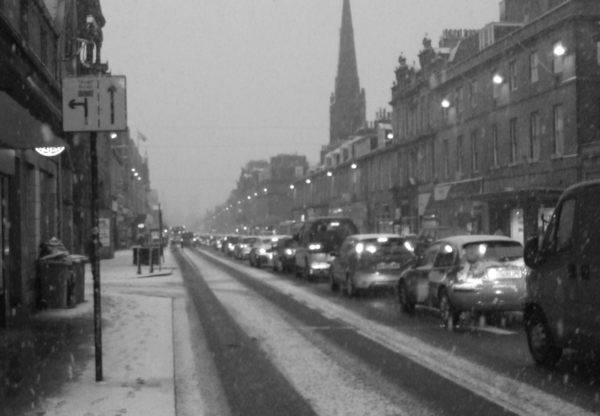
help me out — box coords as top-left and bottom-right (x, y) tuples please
(0, 91), (67, 149)
(471, 188), (563, 204)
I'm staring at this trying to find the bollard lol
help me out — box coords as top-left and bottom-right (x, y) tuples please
(137, 247), (141, 275)
(150, 247), (154, 273)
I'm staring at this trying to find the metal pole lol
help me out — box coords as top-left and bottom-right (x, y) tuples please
(158, 203), (163, 270)
(150, 246), (154, 273)
(90, 131), (103, 382)
(137, 246), (141, 274)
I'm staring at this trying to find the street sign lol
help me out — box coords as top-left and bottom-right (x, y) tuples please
(62, 76), (127, 132)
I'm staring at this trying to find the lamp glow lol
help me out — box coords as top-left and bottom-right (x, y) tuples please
(554, 43), (566, 56)
(493, 74), (504, 84)
(35, 147), (65, 157)
(441, 99), (450, 108)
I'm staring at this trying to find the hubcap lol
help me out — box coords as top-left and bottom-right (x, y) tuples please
(530, 322), (548, 353)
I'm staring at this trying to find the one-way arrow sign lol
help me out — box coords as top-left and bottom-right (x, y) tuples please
(62, 76), (127, 132)
(68, 98), (89, 125)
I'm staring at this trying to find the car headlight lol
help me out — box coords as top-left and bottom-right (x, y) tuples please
(309, 243), (322, 251)
(285, 248), (293, 256)
(259, 248), (266, 254)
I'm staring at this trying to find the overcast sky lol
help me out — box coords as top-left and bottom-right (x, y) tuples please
(101, 0), (499, 227)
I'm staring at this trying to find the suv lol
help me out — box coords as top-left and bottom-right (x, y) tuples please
(294, 217), (358, 281)
(524, 180), (600, 366)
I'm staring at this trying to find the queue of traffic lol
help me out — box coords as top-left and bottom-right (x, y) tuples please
(192, 179), (600, 369)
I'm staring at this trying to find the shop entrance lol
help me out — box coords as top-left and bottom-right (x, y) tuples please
(0, 176), (8, 327)
(510, 208), (525, 245)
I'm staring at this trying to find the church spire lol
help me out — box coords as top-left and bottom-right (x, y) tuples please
(330, 0), (366, 146)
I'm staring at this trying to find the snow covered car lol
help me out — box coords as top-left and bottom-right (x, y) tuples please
(329, 234), (416, 297)
(397, 235), (527, 328)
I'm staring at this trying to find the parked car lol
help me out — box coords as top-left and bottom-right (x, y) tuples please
(272, 236), (299, 273)
(397, 235), (527, 328)
(329, 234), (416, 297)
(523, 180), (600, 367)
(412, 225), (469, 257)
(294, 217), (359, 280)
(249, 236), (284, 268)
(234, 236), (259, 260)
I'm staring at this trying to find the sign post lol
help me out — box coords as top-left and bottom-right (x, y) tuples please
(63, 76), (127, 382)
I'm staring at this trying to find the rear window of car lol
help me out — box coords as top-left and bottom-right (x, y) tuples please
(243, 238), (258, 244)
(460, 241), (523, 265)
(359, 238), (411, 255)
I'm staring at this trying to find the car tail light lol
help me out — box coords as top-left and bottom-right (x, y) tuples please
(309, 243), (322, 251)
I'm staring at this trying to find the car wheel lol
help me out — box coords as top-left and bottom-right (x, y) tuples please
(345, 274), (356, 298)
(303, 261), (312, 281)
(294, 262), (301, 278)
(439, 288), (460, 330)
(256, 258), (262, 269)
(329, 269), (339, 292)
(525, 309), (562, 367)
(398, 281), (415, 313)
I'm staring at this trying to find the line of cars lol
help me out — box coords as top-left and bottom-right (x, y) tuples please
(200, 180), (600, 368)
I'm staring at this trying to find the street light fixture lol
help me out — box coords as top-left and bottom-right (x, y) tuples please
(327, 171), (332, 177)
(351, 163), (357, 169)
(553, 43), (566, 56)
(290, 184), (295, 189)
(441, 99), (450, 108)
(493, 74), (504, 84)
(306, 179), (311, 184)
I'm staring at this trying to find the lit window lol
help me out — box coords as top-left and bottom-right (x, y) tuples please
(530, 52), (539, 83)
(553, 105), (564, 155)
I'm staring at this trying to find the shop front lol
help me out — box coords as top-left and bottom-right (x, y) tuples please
(430, 178), (484, 234)
(472, 188), (562, 245)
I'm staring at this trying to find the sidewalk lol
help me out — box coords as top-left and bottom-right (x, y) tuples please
(0, 247), (187, 416)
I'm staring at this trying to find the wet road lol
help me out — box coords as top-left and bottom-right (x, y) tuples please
(177, 246), (600, 415)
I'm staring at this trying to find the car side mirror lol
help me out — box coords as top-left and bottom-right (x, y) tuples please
(524, 237), (540, 268)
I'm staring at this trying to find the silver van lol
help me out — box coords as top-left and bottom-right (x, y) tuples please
(524, 180), (600, 366)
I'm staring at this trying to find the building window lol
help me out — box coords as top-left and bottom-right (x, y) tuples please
(510, 118), (518, 163)
(471, 130), (479, 173)
(492, 69), (500, 99)
(457, 135), (464, 174)
(553, 41), (563, 74)
(509, 60), (518, 91)
(428, 142), (435, 180)
(529, 111), (541, 160)
(597, 41), (600, 66)
(455, 86), (463, 114)
(530, 51), (539, 83)
(443, 139), (449, 178)
(492, 124), (499, 167)
(470, 80), (478, 108)
(553, 104), (564, 155)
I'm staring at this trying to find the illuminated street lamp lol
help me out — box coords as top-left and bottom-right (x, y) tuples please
(441, 99), (450, 108)
(306, 179), (311, 184)
(553, 43), (566, 56)
(327, 171), (332, 177)
(351, 163), (357, 169)
(493, 74), (504, 84)
(290, 184), (295, 189)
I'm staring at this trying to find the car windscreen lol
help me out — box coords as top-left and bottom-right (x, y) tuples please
(311, 220), (358, 251)
(460, 241), (523, 266)
(358, 238), (412, 255)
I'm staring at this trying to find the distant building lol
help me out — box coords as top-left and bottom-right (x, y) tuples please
(328, 0), (366, 151)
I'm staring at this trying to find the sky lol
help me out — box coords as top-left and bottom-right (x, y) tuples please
(100, 0), (499, 227)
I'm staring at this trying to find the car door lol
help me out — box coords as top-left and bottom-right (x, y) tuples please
(535, 196), (577, 343)
(407, 243), (440, 304)
(294, 224), (310, 270)
(428, 241), (457, 307)
(573, 188), (600, 346)
(331, 239), (350, 283)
